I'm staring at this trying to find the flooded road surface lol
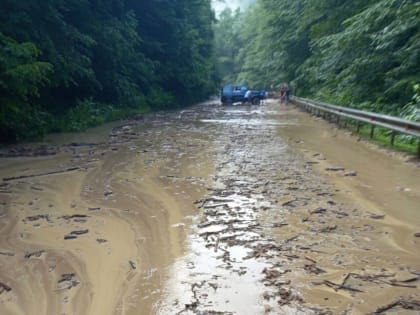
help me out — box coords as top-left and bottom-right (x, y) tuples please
(0, 100), (419, 314)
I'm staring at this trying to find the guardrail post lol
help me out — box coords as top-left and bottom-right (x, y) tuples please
(357, 122), (362, 133)
(418, 140), (420, 158)
(391, 131), (396, 146)
(370, 125), (375, 139)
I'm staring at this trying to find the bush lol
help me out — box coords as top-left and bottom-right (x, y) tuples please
(400, 84), (420, 122)
(146, 87), (176, 110)
(0, 102), (51, 143)
(49, 97), (151, 133)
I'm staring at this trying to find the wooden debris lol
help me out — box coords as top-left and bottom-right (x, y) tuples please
(60, 214), (89, 220)
(381, 280), (416, 288)
(325, 167), (345, 171)
(30, 186), (44, 191)
(369, 214), (385, 220)
(57, 273), (79, 290)
(370, 298), (420, 314)
(0, 145), (57, 158)
(280, 197), (297, 207)
(305, 256), (317, 264)
(284, 235), (299, 243)
(129, 260), (136, 270)
(343, 273), (417, 289)
(58, 273), (75, 283)
(23, 214), (50, 223)
(304, 263), (326, 275)
(184, 301), (198, 310)
(313, 280), (363, 293)
(70, 229), (89, 235)
(3, 167), (80, 181)
(344, 171), (357, 176)
(24, 250), (45, 259)
(310, 207), (327, 215)
(262, 268), (282, 279)
(214, 236), (220, 252)
(0, 282), (12, 294)
(273, 222), (288, 228)
(319, 225), (337, 233)
(306, 161), (319, 165)
(203, 203), (229, 209)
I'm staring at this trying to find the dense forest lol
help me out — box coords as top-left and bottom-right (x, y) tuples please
(1, 0), (419, 143)
(214, 0), (419, 121)
(0, 0), (217, 142)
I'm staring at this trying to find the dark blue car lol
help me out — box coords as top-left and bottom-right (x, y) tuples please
(221, 84), (264, 105)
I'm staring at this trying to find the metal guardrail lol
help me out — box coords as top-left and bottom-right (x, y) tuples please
(293, 97), (420, 157)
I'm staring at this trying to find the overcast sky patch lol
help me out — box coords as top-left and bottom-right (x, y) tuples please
(211, 0), (255, 16)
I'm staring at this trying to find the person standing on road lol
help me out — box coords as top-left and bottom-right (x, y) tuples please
(244, 89), (252, 104)
(261, 89), (268, 104)
(284, 82), (291, 103)
(279, 85), (286, 103)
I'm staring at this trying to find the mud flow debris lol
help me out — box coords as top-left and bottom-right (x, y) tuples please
(0, 100), (419, 314)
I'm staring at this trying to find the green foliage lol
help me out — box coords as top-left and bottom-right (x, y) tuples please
(214, 0), (420, 120)
(52, 98), (150, 133)
(401, 84), (420, 122)
(297, 0), (420, 112)
(61, 100), (112, 132)
(146, 87), (176, 110)
(0, 0), (217, 143)
(354, 124), (418, 155)
(0, 32), (53, 142)
(213, 8), (244, 83)
(0, 33), (52, 99)
(58, 100), (123, 132)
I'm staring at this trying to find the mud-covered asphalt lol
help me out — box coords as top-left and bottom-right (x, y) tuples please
(0, 99), (419, 315)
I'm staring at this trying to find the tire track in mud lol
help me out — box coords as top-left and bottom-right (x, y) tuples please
(157, 104), (420, 315)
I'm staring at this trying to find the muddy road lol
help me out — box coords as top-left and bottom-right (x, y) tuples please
(0, 100), (419, 315)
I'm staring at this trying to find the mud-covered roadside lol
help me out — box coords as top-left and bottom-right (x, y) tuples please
(0, 111), (216, 315)
(0, 100), (419, 315)
(156, 101), (420, 314)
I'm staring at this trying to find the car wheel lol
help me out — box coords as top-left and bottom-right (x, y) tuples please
(251, 97), (261, 105)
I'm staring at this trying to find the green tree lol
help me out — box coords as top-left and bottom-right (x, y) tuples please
(214, 8), (244, 83)
(0, 0), (218, 141)
(297, 0), (419, 113)
(0, 32), (53, 141)
(214, 0), (420, 117)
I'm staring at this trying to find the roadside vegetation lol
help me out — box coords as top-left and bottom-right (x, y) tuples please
(214, 0), (419, 151)
(0, 0), (217, 143)
(1, 0), (419, 151)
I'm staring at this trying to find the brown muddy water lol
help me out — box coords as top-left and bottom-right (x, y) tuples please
(0, 99), (419, 315)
